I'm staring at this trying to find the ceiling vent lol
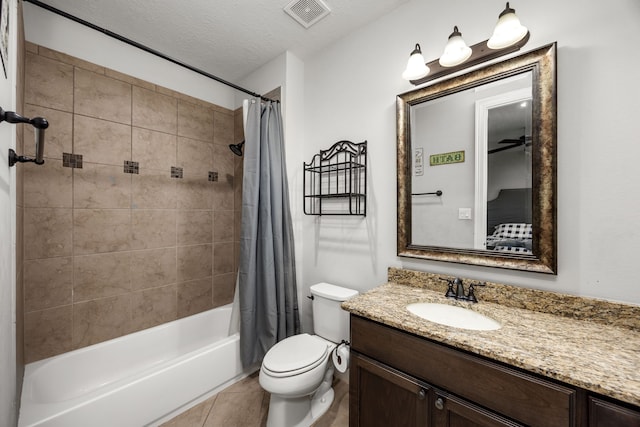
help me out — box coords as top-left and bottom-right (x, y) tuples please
(284, 0), (331, 29)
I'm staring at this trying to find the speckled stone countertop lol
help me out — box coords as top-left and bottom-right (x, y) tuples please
(342, 268), (640, 407)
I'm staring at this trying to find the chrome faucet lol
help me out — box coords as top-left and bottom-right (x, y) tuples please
(441, 277), (486, 303)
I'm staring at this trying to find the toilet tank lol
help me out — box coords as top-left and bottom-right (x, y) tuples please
(310, 283), (359, 343)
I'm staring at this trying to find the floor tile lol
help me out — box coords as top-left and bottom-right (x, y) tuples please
(162, 372), (348, 427)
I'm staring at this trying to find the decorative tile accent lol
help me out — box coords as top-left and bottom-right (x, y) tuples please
(171, 166), (183, 179)
(62, 152), (83, 168)
(124, 160), (139, 174)
(208, 171), (218, 182)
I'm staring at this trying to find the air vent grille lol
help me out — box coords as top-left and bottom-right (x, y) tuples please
(284, 0), (331, 29)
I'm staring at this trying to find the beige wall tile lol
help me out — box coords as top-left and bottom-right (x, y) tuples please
(234, 242), (240, 273)
(132, 127), (177, 171)
(131, 285), (177, 332)
(177, 136), (214, 175)
(213, 242), (235, 275)
(131, 209), (176, 250)
(177, 244), (212, 282)
(234, 165), (242, 212)
(38, 46), (105, 73)
(131, 169), (177, 209)
(74, 209), (131, 255)
(233, 107), (244, 144)
(74, 68), (132, 124)
(23, 105), (73, 159)
(234, 212), (241, 242)
(213, 273), (235, 307)
(74, 115), (132, 165)
(74, 163), (132, 209)
(24, 257), (73, 312)
(212, 143), (235, 177)
(105, 68), (155, 90)
(73, 295), (131, 348)
(213, 111), (234, 146)
(129, 248), (177, 291)
(132, 86), (177, 134)
(24, 305), (73, 363)
(23, 160), (72, 208)
(177, 278), (213, 318)
(177, 173), (212, 210)
(25, 53), (73, 111)
(177, 210), (212, 246)
(74, 252), (132, 302)
(24, 208), (73, 259)
(23, 45), (239, 358)
(25, 41), (38, 53)
(178, 100), (213, 141)
(213, 210), (234, 243)
(212, 180), (235, 211)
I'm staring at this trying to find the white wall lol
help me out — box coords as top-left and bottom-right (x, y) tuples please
(302, 0), (640, 306)
(22, 2), (236, 110)
(1, 0), (19, 424)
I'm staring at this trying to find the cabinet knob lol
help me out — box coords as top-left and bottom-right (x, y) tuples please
(435, 397), (445, 410)
(417, 388), (426, 400)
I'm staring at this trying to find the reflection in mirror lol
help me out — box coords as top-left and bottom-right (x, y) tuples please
(397, 43), (557, 274)
(410, 73), (533, 251)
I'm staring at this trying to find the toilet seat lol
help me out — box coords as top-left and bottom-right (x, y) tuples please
(262, 334), (330, 378)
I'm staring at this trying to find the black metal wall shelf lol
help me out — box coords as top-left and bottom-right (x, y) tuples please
(304, 140), (367, 216)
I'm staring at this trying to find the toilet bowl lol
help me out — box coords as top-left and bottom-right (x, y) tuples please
(259, 283), (358, 427)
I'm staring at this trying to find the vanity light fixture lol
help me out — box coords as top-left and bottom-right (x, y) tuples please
(487, 2), (529, 49)
(439, 26), (473, 67)
(403, 2), (530, 85)
(402, 43), (430, 81)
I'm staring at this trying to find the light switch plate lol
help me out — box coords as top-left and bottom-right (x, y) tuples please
(458, 208), (472, 220)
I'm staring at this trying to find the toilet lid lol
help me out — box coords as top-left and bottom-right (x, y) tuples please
(262, 334), (329, 376)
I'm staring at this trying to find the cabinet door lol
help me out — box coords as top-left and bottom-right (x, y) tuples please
(589, 397), (640, 427)
(431, 391), (524, 427)
(350, 352), (429, 427)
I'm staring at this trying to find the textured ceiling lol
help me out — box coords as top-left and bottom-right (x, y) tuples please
(30, 0), (409, 83)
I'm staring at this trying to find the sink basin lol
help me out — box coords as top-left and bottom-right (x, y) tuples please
(406, 303), (501, 331)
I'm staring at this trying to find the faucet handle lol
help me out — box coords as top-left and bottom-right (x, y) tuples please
(466, 282), (486, 303)
(440, 277), (457, 298)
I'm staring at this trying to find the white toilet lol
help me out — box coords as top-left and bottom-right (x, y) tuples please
(259, 282), (358, 427)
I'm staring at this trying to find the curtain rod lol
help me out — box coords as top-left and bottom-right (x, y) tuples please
(23, 0), (277, 102)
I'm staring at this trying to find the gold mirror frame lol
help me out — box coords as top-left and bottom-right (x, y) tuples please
(397, 43), (557, 274)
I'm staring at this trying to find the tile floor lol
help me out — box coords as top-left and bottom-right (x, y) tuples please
(160, 372), (349, 427)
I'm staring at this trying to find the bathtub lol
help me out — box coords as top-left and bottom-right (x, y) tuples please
(19, 304), (251, 427)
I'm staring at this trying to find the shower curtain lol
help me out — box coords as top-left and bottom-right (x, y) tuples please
(238, 98), (300, 368)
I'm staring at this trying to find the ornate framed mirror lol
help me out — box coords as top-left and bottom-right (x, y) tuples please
(397, 43), (556, 274)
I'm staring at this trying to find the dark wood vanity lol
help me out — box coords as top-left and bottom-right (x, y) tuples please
(349, 315), (640, 427)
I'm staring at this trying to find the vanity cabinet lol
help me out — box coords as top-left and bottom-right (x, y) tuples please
(350, 351), (522, 427)
(588, 397), (640, 427)
(350, 353), (428, 426)
(350, 315), (579, 427)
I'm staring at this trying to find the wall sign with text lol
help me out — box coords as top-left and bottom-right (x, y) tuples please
(429, 150), (465, 166)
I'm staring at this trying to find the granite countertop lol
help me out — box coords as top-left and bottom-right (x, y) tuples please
(342, 269), (640, 407)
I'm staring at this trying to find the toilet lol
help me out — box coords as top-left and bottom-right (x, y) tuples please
(259, 282), (358, 427)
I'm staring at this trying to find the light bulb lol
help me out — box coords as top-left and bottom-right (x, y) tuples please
(402, 43), (430, 81)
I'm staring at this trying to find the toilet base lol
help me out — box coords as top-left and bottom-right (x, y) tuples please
(266, 368), (335, 427)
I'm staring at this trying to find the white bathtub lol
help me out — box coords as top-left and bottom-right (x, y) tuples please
(19, 304), (251, 427)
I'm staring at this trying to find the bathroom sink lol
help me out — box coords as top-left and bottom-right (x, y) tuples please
(406, 303), (501, 331)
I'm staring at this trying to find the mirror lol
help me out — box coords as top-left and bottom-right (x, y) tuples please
(397, 43), (556, 274)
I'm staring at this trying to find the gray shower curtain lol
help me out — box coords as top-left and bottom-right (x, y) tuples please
(238, 99), (300, 368)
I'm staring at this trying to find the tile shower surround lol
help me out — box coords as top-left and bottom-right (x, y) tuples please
(21, 42), (244, 363)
